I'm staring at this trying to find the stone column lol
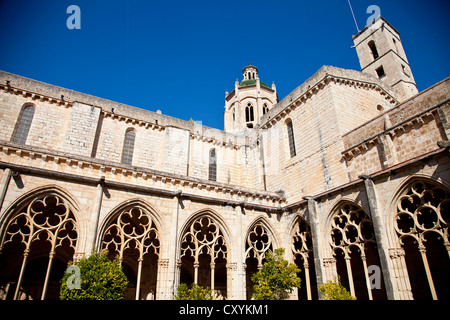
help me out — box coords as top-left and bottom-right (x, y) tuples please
(360, 175), (396, 300)
(89, 176), (104, 253)
(163, 192), (182, 299)
(233, 204), (246, 299)
(303, 197), (326, 295)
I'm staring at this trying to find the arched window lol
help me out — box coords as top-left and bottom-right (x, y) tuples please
(245, 222), (273, 299)
(12, 104), (35, 144)
(330, 202), (387, 299)
(101, 204), (160, 300)
(0, 193), (78, 300)
(208, 148), (217, 181)
(368, 40), (379, 60)
(180, 216), (228, 298)
(121, 129), (136, 165)
(262, 103), (269, 115)
(286, 119), (296, 158)
(245, 104), (254, 123)
(394, 180), (450, 300)
(292, 218), (318, 300)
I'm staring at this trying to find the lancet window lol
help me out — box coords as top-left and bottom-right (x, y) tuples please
(12, 104), (35, 144)
(121, 129), (136, 165)
(208, 148), (217, 182)
(291, 218), (317, 300)
(101, 205), (160, 300)
(394, 180), (450, 300)
(286, 119), (296, 158)
(245, 223), (273, 299)
(245, 104), (254, 122)
(0, 194), (77, 300)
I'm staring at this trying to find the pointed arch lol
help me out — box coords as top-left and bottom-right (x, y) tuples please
(243, 216), (279, 299)
(121, 128), (136, 165)
(285, 118), (296, 158)
(290, 214), (318, 300)
(178, 208), (232, 246)
(97, 198), (165, 247)
(385, 174), (450, 247)
(12, 103), (35, 144)
(98, 198), (164, 300)
(388, 175), (450, 300)
(0, 185), (81, 300)
(178, 208), (231, 298)
(208, 148), (217, 182)
(244, 216), (279, 260)
(328, 200), (387, 300)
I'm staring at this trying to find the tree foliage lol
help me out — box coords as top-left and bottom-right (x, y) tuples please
(60, 251), (128, 300)
(318, 277), (357, 300)
(251, 248), (302, 300)
(174, 283), (214, 300)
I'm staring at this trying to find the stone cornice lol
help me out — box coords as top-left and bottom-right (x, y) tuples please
(0, 140), (285, 207)
(0, 82), (72, 107)
(102, 110), (165, 131)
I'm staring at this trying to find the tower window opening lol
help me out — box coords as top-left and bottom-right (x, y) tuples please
(245, 104), (254, 122)
(375, 66), (385, 78)
(263, 103), (269, 115)
(368, 40), (379, 60)
(392, 38), (399, 54)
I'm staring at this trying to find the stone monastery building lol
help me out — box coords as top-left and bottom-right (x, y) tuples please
(0, 17), (449, 300)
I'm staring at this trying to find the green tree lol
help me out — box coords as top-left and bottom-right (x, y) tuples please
(174, 283), (214, 300)
(251, 248), (302, 300)
(60, 251), (128, 300)
(318, 277), (356, 300)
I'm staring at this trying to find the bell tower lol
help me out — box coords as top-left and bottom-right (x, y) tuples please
(352, 16), (418, 102)
(224, 64), (278, 133)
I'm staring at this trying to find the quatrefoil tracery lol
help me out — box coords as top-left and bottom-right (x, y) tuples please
(180, 216), (228, 263)
(330, 203), (375, 258)
(395, 181), (449, 248)
(101, 206), (160, 259)
(292, 218), (313, 261)
(1, 194), (78, 252)
(245, 223), (272, 266)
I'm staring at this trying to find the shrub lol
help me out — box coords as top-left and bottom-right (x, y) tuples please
(60, 251), (128, 300)
(174, 283), (214, 300)
(251, 248), (302, 300)
(318, 278), (356, 300)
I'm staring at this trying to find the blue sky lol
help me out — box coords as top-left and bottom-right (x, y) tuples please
(0, 0), (449, 130)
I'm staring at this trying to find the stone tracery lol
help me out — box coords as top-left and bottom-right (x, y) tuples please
(394, 180), (450, 300)
(101, 205), (160, 300)
(330, 202), (385, 299)
(291, 217), (317, 299)
(0, 193), (77, 300)
(180, 215), (228, 296)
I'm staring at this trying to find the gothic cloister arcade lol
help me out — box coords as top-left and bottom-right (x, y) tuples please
(0, 176), (448, 300)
